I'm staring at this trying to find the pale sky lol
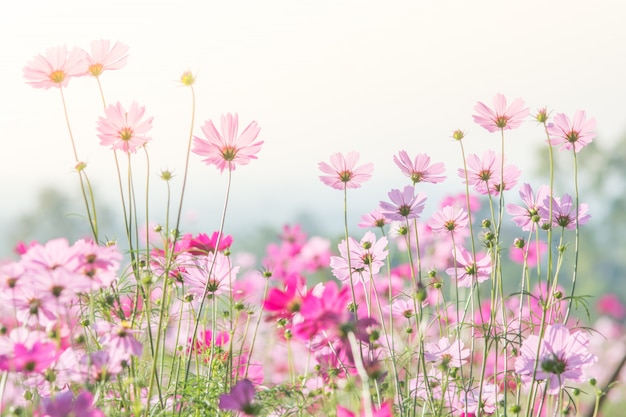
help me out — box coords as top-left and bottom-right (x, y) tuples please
(2, 0), (626, 242)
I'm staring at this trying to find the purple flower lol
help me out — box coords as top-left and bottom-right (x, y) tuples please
(506, 183), (551, 232)
(40, 390), (105, 417)
(539, 194), (590, 230)
(219, 379), (261, 416)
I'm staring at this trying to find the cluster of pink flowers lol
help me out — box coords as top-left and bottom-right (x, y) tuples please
(19, 39), (611, 417)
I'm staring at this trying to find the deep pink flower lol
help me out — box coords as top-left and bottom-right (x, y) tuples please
(83, 40), (129, 77)
(547, 110), (596, 153)
(379, 185), (427, 221)
(319, 151), (374, 190)
(39, 390), (104, 417)
(506, 183), (551, 232)
(393, 151), (446, 184)
(97, 101), (153, 153)
(263, 273), (307, 320)
(292, 281), (351, 340)
(539, 194), (590, 230)
(219, 379), (260, 416)
(23, 45), (86, 89)
(515, 324), (597, 394)
(177, 232), (233, 255)
(192, 113), (263, 173)
(473, 93), (530, 132)
(446, 246), (491, 288)
(596, 294), (626, 320)
(428, 205), (469, 235)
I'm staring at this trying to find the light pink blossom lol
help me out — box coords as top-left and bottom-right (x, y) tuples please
(539, 194), (590, 230)
(547, 110), (596, 153)
(379, 185), (427, 221)
(192, 113), (263, 173)
(506, 183), (550, 232)
(393, 151), (446, 184)
(446, 246), (491, 288)
(473, 93), (529, 132)
(319, 151), (374, 190)
(23, 45), (86, 89)
(83, 40), (129, 77)
(428, 205), (469, 235)
(97, 101), (153, 153)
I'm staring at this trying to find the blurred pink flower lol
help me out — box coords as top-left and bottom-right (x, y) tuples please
(319, 151), (374, 190)
(393, 151), (446, 184)
(509, 239), (547, 268)
(473, 93), (529, 132)
(424, 337), (469, 368)
(39, 390), (104, 417)
(336, 401), (392, 417)
(23, 45), (86, 89)
(547, 110), (596, 153)
(219, 379), (259, 416)
(596, 294), (626, 320)
(83, 39), (129, 77)
(97, 101), (153, 153)
(192, 113), (263, 173)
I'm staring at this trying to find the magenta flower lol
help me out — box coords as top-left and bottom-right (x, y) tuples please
(428, 205), (469, 235)
(319, 151), (374, 190)
(83, 39), (129, 77)
(39, 390), (104, 417)
(472, 93), (530, 132)
(97, 101), (153, 153)
(539, 194), (590, 230)
(446, 246), (491, 288)
(23, 45), (86, 89)
(336, 401), (393, 417)
(219, 379), (260, 416)
(292, 281), (351, 341)
(547, 110), (596, 153)
(506, 183), (551, 232)
(393, 151), (446, 184)
(192, 113), (263, 173)
(515, 324), (597, 394)
(379, 185), (427, 221)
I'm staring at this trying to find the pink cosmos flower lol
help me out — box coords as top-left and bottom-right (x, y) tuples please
(319, 151), (374, 190)
(539, 194), (590, 230)
(38, 390), (104, 417)
(263, 273), (307, 321)
(358, 209), (389, 229)
(424, 337), (470, 369)
(292, 281), (351, 341)
(460, 383), (500, 415)
(428, 205), (469, 235)
(180, 252), (239, 298)
(393, 151), (446, 184)
(23, 45), (86, 89)
(83, 39), (129, 77)
(506, 183), (551, 232)
(547, 110), (596, 153)
(97, 101), (153, 153)
(446, 246), (492, 288)
(596, 294), (626, 320)
(96, 321), (143, 366)
(473, 93), (530, 132)
(459, 150), (519, 196)
(330, 231), (389, 283)
(192, 113), (263, 173)
(515, 324), (597, 394)
(379, 185), (427, 221)
(0, 329), (59, 373)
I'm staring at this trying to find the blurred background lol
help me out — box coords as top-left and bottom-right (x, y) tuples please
(2, 0), (626, 303)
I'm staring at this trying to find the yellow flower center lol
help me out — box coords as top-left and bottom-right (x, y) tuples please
(89, 63), (103, 77)
(49, 70), (66, 84)
(119, 127), (134, 141)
